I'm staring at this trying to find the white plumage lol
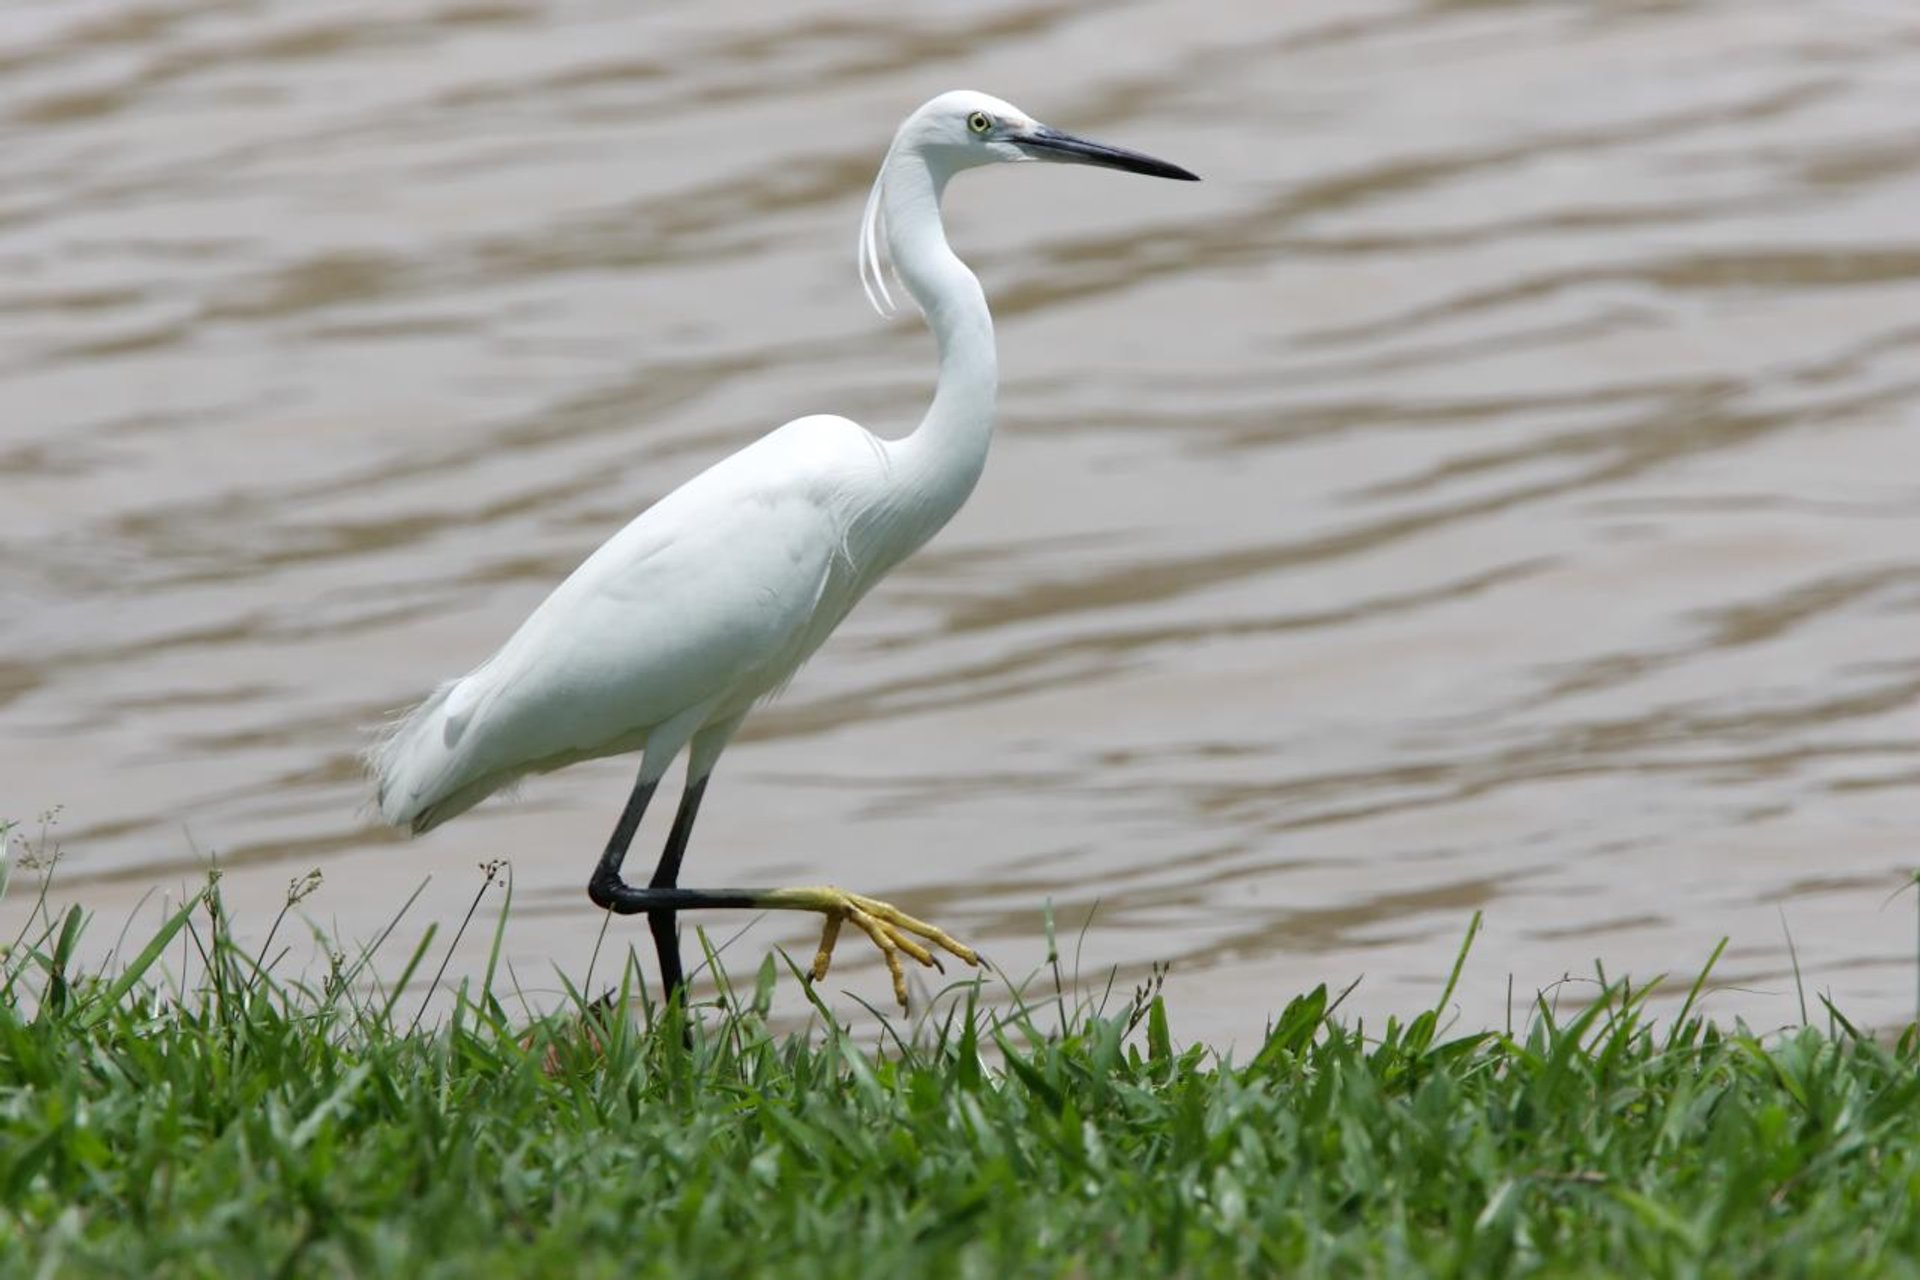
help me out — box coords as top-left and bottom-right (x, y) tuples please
(366, 90), (1197, 1008)
(372, 414), (896, 833)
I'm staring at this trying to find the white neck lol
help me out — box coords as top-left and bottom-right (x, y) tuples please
(871, 148), (997, 560)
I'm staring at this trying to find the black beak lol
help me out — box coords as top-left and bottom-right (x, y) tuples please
(1015, 125), (1200, 182)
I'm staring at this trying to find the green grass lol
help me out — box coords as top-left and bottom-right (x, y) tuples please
(4, 842), (1920, 1277)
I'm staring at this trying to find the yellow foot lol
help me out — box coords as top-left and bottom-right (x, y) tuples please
(759, 886), (980, 1011)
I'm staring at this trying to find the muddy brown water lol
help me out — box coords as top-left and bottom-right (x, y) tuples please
(3, 0), (1918, 1044)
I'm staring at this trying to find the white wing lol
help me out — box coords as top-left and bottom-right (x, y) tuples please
(373, 414), (881, 831)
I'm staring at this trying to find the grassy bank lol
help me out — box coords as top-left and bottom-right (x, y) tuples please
(3, 861), (1919, 1277)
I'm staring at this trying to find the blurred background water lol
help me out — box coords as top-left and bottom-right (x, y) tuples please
(3, 0), (1918, 1041)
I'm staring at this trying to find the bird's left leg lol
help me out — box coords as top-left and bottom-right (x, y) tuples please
(585, 719), (976, 1011)
(632, 783), (979, 1008)
(589, 877), (978, 1011)
(758, 886), (981, 1010)
(587, 717), (743, 1006)
(587, 767), (716, 1006)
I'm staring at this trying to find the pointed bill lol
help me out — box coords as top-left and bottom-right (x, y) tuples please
(1015, 125), (1199, 181)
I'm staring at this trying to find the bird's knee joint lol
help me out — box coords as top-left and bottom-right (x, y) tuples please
(587, 874), (629, 913)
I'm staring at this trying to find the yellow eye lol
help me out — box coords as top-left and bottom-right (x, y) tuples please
(967, 111), (992, 136)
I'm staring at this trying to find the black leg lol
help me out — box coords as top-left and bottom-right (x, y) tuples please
(644, 774), (710, 1003)
(587, 770), (658, 908)
(579, 755), (972, 1016)
(585, 854), (981, 1016)
(590, 771), (747, 1005)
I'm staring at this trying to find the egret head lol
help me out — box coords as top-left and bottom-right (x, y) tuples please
(898, 90), (1200, 182)
(860, 91), (1198, 314)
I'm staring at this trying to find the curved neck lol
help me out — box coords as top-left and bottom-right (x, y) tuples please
(876, 148), (996, 546)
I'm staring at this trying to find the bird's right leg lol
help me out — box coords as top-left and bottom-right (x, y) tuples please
(641, 774), (709, 1002)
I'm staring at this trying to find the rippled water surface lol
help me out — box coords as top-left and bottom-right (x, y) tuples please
(4, 0), (1918, 1041)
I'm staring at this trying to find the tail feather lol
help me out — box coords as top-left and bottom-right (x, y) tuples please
(367, 677), (500, 835)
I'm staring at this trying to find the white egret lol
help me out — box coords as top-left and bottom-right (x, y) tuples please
(370, 90), (1198, 1010)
